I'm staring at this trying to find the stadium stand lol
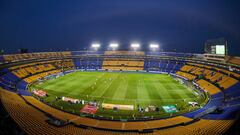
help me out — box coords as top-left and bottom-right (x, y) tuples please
(12, 63), (56, 78)
(104, 51), (145, 56)
(177, 63), (239, 90)
(196, 79), (221, 95)
(71, 51), (104, 55)
(73, 58), (103, 70)
(53, 59), (75, 71)
(2, 51), (71, 63)
(228, 56), (240, 65)
(146, 52), (193, 57)
(0, 51), (240, 134)
(101, 51), (145, 71)
(24, 70), (61, 83)
(0, 70), (20, 91)
(0, 88), (235, 134)
(0, 87), (236, 134)
(22, 95), (193, 131)
(102, 59), (144, 71)
(176, 71), (196, 81)
(224, 82), (240, 98)
(0, 55), (4, 63)
(144, 59), (185, 73)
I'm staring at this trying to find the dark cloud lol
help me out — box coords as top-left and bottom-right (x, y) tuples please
(0, 0), (239, 55)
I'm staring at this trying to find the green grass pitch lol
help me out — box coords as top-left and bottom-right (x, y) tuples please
(31, 71), (204, 119)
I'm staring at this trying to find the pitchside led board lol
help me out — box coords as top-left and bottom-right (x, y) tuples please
(162, 105), (178, 113)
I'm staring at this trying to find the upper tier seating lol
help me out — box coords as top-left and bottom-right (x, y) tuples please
(74, 58), (103, 69)
(179, 64), (238, 89)
(146, 52), (193, 57)
(228, 56), (240, 65)
(104, 51), (145, 56)
(24, 70), (61, 83)
(53, 59), (75, 71)
(12, 64), (55, 78)
(3, 51), (71, 63)
(102, 59), (144, 71)
(188, 62), (240, 79)
(144, 60), (185, 73)
(10, 59), (74, 79)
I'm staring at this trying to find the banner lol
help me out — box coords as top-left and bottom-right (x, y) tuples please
(62, 97), (79, 103)
(33, 90), (47, 97)
(80, 105), (98, 114)
(188, 102), (198, 107)
(102, 103), (134, 110)
(162, 105), (178, 113)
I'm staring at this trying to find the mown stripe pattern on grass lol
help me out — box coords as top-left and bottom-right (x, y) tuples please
(37, 71), (197, 106)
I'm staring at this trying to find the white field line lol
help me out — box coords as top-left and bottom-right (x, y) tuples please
(35, 72), (198, 103)
(98, 73), (119, 97)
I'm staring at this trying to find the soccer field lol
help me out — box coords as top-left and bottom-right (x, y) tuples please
(31, 71), (205, 119)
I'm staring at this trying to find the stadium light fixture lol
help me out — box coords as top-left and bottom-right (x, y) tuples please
(131, 43), (140, 48)
(149, 43), (159, 49)
(108, 42), (119, 51)
(130, 42), (140, 51)
(109, 43), (119, 48)
(149, 43), (160, 52)
(91, 43), (101, 51)
(91, 43), (101, 48)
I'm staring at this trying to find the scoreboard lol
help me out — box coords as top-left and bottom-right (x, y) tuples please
(204, 38), (228, 55)
(215, 45), (226, 55)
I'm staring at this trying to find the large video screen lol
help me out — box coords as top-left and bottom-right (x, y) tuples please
(216, 45), (225, 55)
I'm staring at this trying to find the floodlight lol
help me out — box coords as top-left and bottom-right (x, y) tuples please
(130, 43), (140, 48)
(150, 43), (159, 49)
(109, 43), (119, 48)
(91, 43), (100, 48)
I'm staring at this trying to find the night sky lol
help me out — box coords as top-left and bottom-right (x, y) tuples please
(0, 0), (240, 55)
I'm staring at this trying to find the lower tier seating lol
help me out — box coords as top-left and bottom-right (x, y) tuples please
(0, 81), (236, 135)
(196, 79), (221, 95)
(24, 70), (61, 83)
(176, 71), (196, 81)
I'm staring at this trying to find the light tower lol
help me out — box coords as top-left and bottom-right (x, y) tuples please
(149, 43), (159, 51)
(109, 42), (119, 50)
(91, 43), (101, 51)
(130, 42), (140, 51)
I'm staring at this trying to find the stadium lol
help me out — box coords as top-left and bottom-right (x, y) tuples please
(0, 47), (240, 134)
(1, 1), (240, 135)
